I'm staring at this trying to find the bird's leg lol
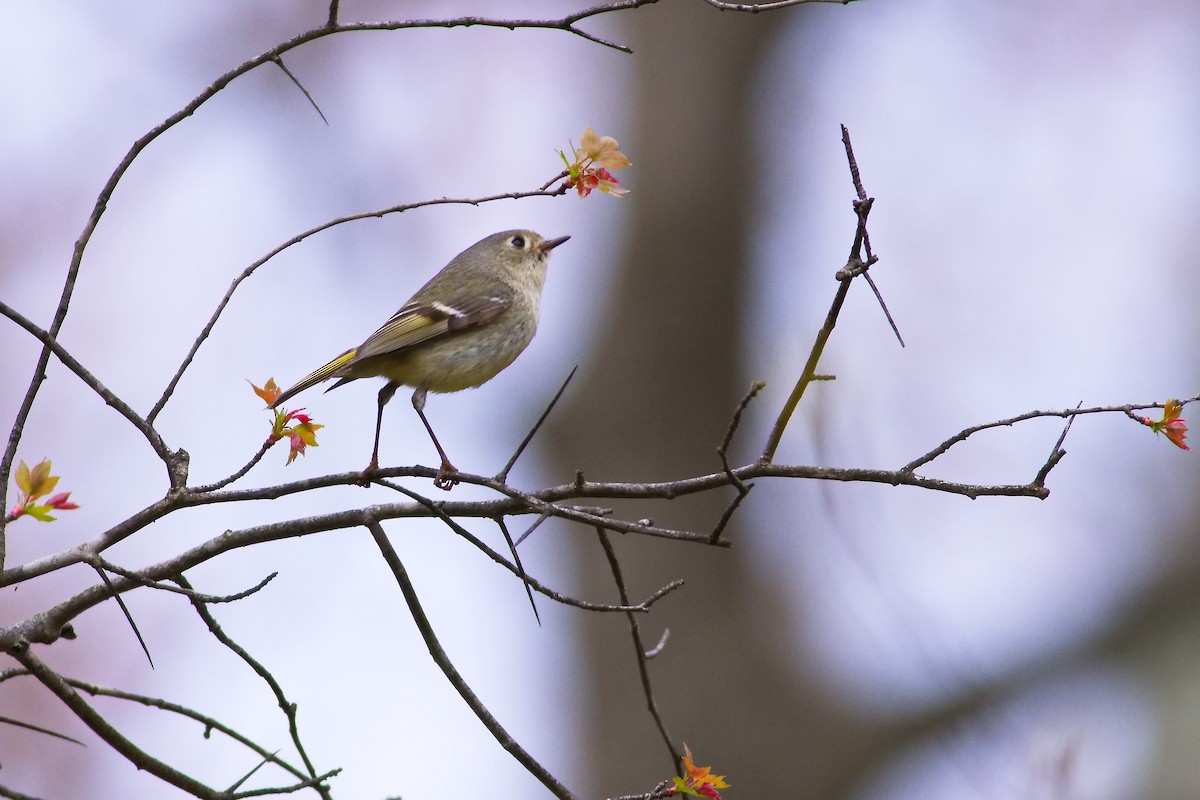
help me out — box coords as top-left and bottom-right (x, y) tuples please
(359, 381), (399, 486)
(412, 384), (458, 490)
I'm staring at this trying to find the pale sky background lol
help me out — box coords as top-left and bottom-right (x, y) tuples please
(2, 1), (1198, 799)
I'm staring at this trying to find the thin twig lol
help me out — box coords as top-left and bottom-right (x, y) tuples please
(595, 527), (681, 771)
(496, 366), (577, 483)
(191, 441), (272, 493)
(899, 399), (1200, 474)
(96, 559), (276, 604)
(761, 125), (892, 462)
(92, 564), (154, 669)
(231, 770), (341, 798)
(643, 627), (670, 659)
(1033, 401), (1081, 487)
(64, 677), (317, 787)
(513, 511), (552, 547)
(0, 781), (51, 800)
(0, 713), (84, 746)
(10, 648), (221, 798)
(225, 753), (275, 794)
(271, 57), (328, 124)
(178, 576), (327, 792)
(710, 381), (765, 544)
(375, 478), (681, 613)
(839, 125), (902, 346)
(707, 0), (857, 9)
(367, 521), (579, 800)
(0, 300), (174, 466)
(496, 518), (540, 624)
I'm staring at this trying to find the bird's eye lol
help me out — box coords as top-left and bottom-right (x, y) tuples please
(509, 235), (526, 249)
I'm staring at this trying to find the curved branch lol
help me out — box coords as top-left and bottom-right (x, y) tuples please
(8, 648), (221, 799)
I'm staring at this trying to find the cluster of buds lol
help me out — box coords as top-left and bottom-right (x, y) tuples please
(559, 127), (632, 199)
(252, 379), (324, 464)
(8, 459), (79, 523)
(667, 745), (730, 799)
(1136, 398), (1189, 450)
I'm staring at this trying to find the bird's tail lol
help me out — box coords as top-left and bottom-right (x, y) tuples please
(270, 348), (358, 408)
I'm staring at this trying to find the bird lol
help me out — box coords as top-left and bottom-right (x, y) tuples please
(270, 229), (570, 489)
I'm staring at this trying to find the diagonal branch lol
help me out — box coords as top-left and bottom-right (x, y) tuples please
(0, 301), (174, 467)
(367, 520), (579, 800)
(177, 575), (328, 792)
(496, 366), (577, 484)
(9, 647), (221, 799)
(595, 527), (681, 771)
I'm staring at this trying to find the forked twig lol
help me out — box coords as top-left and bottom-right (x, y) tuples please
(595, 527), (681, 771)
(710, 381), (765, 544)
(178, 575), (327, 790)
(1033, 401), (1082, 487)
(376, 478), (681, 612)
(496, 518), (540, 624)
(759, 130), (868, 464)
(97, 559), (276, 604)
(11, 648), (217, 798)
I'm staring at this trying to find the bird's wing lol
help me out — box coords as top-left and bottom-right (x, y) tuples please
(352, 296), (512, 362)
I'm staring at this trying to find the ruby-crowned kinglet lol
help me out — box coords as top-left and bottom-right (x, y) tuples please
(271, 229), (570, 488)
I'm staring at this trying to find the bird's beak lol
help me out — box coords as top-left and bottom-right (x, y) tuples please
(536, 235), (570, 253)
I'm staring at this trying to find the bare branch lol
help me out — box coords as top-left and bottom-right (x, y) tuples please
(0, 300), (174, 467)
(710, 381), (765, 544)
(367, 521), (579, 800)
(0, 781), (51, 800)
(762, 126), (901, 461)
(178, 575), (328, 793)
(706, 0), (858, 9)
(496, 366), (578, 484)
(95, 559), (277, 604)
(91, 564), (154, 669)
(0, 713), (84, 746)
(375, 477), (682, 613)
(595, 527), (681, 771)
(9, 647), (221, 798)
(192, 441), (272, 493)
(62, 676), (322, 789)
(899, 399), (1197, 474)
(497, 517), (540, 624)
(271, 57), (328, 125)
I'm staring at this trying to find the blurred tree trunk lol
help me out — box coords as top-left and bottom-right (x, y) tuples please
(545, 5), (880, 796)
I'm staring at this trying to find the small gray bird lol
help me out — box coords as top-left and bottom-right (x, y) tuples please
(271, 229), (570, 488)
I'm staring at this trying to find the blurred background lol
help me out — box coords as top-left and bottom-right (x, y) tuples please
(2, 1), (1199, 798)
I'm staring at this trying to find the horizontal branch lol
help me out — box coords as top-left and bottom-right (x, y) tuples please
(901, 398), (1199, 473)
(1, 445), (1057, 594)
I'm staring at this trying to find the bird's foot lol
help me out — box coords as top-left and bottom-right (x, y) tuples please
(433, 460), (459, 491)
